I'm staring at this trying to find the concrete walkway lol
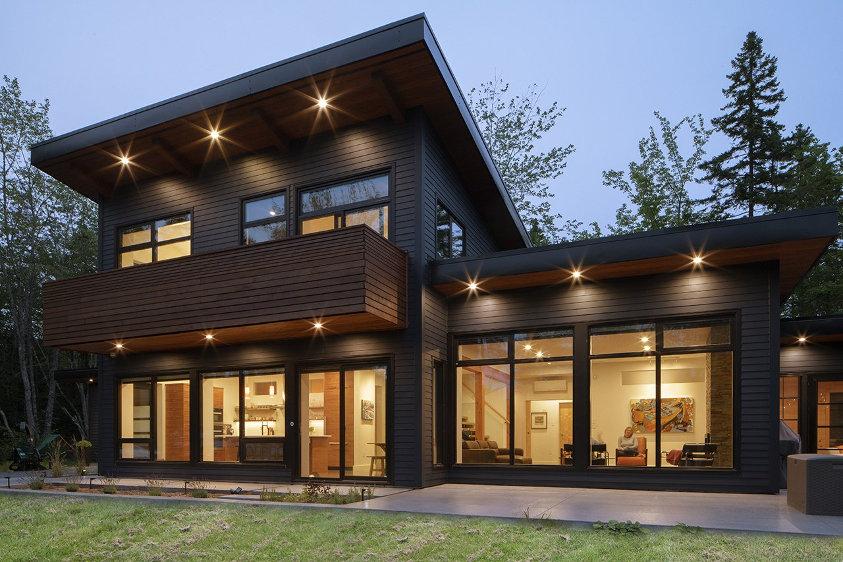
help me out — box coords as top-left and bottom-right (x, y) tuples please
(350, 484), (843, 536)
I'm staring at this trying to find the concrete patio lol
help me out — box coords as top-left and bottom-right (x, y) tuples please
(5, 470), (842, 536)
(350, 483), (843, 536)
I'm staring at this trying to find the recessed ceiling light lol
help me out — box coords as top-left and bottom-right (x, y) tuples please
(317, 97), (328, 110)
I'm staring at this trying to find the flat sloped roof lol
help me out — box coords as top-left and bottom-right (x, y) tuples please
(432, 207), (839, 300)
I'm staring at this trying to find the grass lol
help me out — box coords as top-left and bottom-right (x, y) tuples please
(0, 494), (840, 561)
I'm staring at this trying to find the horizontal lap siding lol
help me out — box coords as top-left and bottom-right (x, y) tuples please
(446, 264), (778, 493)
(419, 118), (504, 486)
(780, 343), (843, 375)
(96, 116), (421, 486)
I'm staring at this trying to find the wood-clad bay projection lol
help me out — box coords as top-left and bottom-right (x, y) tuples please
(42, 226), (407, 353)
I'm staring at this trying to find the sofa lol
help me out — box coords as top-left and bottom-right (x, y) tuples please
(615, 436), (647, 467)
(462, 439), (532, 464)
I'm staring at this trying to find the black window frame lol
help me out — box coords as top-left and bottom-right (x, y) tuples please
(454, 328), (575, 466)
(435, 201), (466, 259)
(199, 367), (288, 465)
(298, 173), (391, 238)
(588, 316), (736, 470)
(116, 373), (192, 462)
(241, 189), (288, 246)
(117, 211), (192, 269)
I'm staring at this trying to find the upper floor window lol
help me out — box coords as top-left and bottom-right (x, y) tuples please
(436, 202), (464, 258)
(243, 191), (287, 245)
(119, 212), (191, 268)
(299, 174), (389, 238)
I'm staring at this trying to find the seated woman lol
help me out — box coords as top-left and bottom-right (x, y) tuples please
(616, 427), (639, 457)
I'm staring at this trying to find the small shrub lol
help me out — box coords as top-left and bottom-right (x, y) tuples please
(145, 478), (166, 496)
(73, 439), (93, 475)
(64, 475), (82, 492)
(593, 520), (644, 534)
(26, 474), (45, 490)
(674, 522), (703, 533)
(186, 480), (210, 498)
(48, 441), (65, 478)
(100, 476), (119, 494)
(302, 479), (332, 501)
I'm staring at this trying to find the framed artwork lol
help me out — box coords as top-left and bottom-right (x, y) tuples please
(531, 411), (548, 429)
(361, 399), (375, 421)
(629, 397), (695, 433)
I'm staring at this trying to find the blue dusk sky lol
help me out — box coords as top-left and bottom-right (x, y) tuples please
(3, 1), (841, 227)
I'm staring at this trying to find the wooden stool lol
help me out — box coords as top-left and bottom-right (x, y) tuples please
(368, 455), (386, 477)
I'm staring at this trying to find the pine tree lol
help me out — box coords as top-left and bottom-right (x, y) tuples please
(701, 31), (787, 217)
(775, 125), (843, 316)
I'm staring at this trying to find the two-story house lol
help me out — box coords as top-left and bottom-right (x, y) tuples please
(34, 15), (841, 493)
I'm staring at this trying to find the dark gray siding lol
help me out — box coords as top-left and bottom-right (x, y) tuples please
(445, 263), (779, 493)
(780, 343), (843, 375)
(418, 117), (503, 486)
(97, 116), (422, 486)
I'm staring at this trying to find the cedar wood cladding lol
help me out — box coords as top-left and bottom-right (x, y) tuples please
(445, 263), (780, 493)
(97, 114), (424, 485)
(418, 117), (501, 486)
(44, 226), (407, 352)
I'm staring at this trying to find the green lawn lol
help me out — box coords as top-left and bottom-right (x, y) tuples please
(2, 494), (840, 561)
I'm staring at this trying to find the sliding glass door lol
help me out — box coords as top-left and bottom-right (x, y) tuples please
(298, 364), (388, 480)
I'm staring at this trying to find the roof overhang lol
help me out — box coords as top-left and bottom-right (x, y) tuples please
(432, 208), (839, 300)
(30, 14), (529, 249)
(781, 315), (843, 345)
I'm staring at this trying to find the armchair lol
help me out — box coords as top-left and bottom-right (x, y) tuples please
(615, 436), (648, 467)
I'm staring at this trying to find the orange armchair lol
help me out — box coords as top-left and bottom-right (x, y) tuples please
(615, 436), (647, 467)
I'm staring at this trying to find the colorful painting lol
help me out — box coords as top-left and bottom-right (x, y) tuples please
(629, 397), (695, 433)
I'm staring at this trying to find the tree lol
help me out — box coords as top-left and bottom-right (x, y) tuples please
(603, 112), (717, 235)
(0, 76), (97, 441)
(773, 125), (843, 316)
(701, 31), (787, 218)
(469, 77), (575, 244)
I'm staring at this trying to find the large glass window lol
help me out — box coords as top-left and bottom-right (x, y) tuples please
(780, 375), (800, 434)
(298, 174), (389, 237)
(119, 375), (190, 461)
(243, 191), (287, 245)
(435, 202), (465, 259)
(589, 319), (734, 469)
(119, 379), (152, 460)
(119, 212), (191, 268)
(201, 368), (286, 464)
(456, 329), (574, 466)
(817, 381), (843, 454)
